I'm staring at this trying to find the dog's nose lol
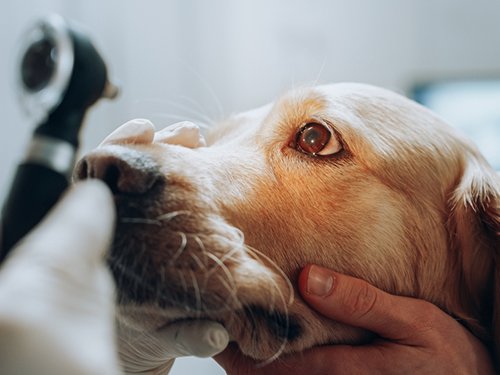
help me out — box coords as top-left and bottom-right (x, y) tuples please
(74, 147), (162, 195)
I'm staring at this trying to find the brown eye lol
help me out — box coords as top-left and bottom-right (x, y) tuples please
(295, 122), (342, 156)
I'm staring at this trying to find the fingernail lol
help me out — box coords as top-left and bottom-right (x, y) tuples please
(307, 265), (334, 297)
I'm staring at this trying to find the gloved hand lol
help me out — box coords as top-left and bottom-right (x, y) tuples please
(0, 178), (230, 375)
(117, 319), (229, 374)
(0, 181), (120, 375)
(105, 118), (229, 374)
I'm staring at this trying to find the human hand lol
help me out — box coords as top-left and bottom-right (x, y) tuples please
(0, 180), (120, 375)
(0, 176), (229, 375)
(216, 264), (496, 375)
(117, 319), (229, 374)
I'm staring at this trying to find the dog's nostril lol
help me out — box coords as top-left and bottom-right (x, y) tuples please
(102, 164), (121, 194)
(76, 160), (89, 180)
(74, 150), (162, 196)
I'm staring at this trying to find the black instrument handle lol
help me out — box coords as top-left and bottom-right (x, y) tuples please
(1, 163), (69, 259)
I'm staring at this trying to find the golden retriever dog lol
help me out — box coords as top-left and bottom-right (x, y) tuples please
(75, 83), (499, 365)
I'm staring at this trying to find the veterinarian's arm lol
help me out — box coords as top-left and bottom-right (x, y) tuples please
(215, 264), (496, 375)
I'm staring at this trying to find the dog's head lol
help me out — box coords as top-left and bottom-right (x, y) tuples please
(75, 83), (499, 362)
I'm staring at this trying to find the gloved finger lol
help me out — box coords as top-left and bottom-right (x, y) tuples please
(118, 320), (228, 374)
(99, 118), (155, 146)
(155, 320), (229, 358)
(11, 180), (115, 271)
(119, 320), (229, 360)
(153, 121), (206, 148)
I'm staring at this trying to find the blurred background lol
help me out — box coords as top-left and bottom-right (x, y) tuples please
(1, 1), (499, 373)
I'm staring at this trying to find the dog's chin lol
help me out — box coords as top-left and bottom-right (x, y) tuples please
(107, 202), (309, 359)
(109, 243), (307, 360)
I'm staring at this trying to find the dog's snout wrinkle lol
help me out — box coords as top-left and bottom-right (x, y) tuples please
(75, 148), (163, 195)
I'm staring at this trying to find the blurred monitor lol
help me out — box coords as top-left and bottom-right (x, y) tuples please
(411, 78), (500, 170)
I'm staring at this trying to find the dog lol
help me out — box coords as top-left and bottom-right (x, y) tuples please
(75, 83), (499, 365)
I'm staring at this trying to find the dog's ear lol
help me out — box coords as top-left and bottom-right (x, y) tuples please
(447, 154), (499, 364)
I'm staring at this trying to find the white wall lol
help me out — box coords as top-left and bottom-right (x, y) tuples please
(2, 0), (500, 198)
(1, 1), (499, 374)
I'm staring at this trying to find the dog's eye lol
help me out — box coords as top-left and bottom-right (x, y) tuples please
(295, 122), (342, 156)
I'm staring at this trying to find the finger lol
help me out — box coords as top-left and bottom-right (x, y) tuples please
(156, 320), (229, 358)
(153, 121), (206, 148)
(14, 180), (115, 268)
(118, 320), (229, 374)
(99, 118), (155, 146)
(298, 265), (439, 342)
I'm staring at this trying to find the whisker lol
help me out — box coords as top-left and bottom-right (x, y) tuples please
(176, 62), (225, 121)
(193, 234), (209, 268)
(312, 55), (327, 87)
(256, 279), (291, 367)
(149, 113), (211, 129)
(219, 231), (294, 307)
(213, 235), (294, 364)
(112, 215), (294, 364)
(158, 263), (166, 304)
(257, 339), (289, 368)
(133, 97), (216, 127)
(178, 270), (188, 295)
(120, 217), (161, 226)
(215, 274), (241, 311)
(205, 252), (237, 291)
(189, 270), (202, 319)
(162, 98), (214, 124)
(156, 210), (192, 221)
(176, 94), (216, 127)
(119, 210), (193, 227)
(108, 254), (157, 296)
(190, 251), (206, 271)
(169, 232), (188, 265)
(210, 244), (243, 270)
(244, 244), (295, 306)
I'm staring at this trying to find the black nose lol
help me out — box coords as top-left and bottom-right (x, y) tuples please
(74, 147), (162, 195)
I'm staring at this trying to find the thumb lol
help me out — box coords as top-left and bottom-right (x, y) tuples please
(298, 265), (429, 341)
(155, 320), (229, 358)
(11, 180), (115, 270)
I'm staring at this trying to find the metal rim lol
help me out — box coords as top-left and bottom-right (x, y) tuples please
(17, 14), (74, 122)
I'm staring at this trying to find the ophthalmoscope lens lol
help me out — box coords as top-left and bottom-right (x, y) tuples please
(21, 36), (57, 92)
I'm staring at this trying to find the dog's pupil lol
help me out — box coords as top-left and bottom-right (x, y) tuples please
(299, 123), (330, 154)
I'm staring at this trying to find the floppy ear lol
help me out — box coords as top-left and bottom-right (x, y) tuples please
(447, 155), (500, 365)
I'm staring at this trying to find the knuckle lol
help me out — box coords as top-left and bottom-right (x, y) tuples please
(344, 279), (379, 319)
(410, 300), (443, 332)
(417, 300), (441, 320)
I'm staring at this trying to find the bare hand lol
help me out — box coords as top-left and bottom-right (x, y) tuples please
(215, 264), (496, 375)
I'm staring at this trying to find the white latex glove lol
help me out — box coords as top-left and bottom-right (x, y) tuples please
(0, 180), (120, 375)
(118, 319), (229, 374)
(0, 177), (228, 375)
